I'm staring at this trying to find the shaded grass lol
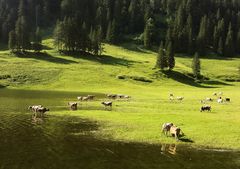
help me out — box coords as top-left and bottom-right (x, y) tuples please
(61, 50), (137, 66)
(13, 51), (77, 64)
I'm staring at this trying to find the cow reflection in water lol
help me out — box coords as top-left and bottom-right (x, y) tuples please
(32, 114), (44, 124)
(31, 110), (46, 125)
(161, 144), (177, 155)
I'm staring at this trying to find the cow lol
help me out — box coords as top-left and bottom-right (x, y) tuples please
(82, 96), (90, 101)
(29, 105), (49, 118)
(170, 126), (183, 140)
(225, 98), (231, 102)
(117, 94), (125, 99)
(101, 101), (112, 110)
(217, 97), (223, 103)
(124, 95), (131, 99)
(87, 95), (95, 100)
(36, 107), (50, 114)
(107, 94), (117, 99)
(176, 96), (184, 101)
(77, 96), (83, 101)
(206, 98), (213, 102)
(213, 92), (217, 96)
(200, 105), (211, 112)
(68, 102), (78, 111)
(28, 105), (43, 113)
(169, 94), (174, 101)
(162, 123), (174, 136)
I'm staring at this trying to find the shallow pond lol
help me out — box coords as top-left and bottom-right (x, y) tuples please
(0, 89), (239, 169)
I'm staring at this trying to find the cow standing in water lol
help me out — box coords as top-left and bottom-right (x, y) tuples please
(28, 105), (49, 118)
(68, 102), (78, 111)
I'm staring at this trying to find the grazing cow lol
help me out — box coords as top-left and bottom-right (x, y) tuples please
(68, 102), (78, 111)
(213, 92), (217, 96)
(169, 94), (174, 101)
(36, 107), (50, 114)
(101, 101), (112, 110)
(107, 94), (117, 99)
(176, 96), (184, 101)
(162, 123), (174, 136)
(28, 105), (43, 113)
(82, 96), (90, 101)
(77, 96), (83, 101)
(217, 97), (223, 103)
(117, 94), (125, 99)
(87, 95), (95, 100)
(225, 98), (231, 102)
(206, 98), (213, 102)
(124, 95), (131, 99)
(29, 105), (49, 118)
(170, 126), (182, 140)
(200, 105), (211, 112)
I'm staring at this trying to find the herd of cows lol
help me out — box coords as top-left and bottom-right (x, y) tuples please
(169, 91), (230, 113)
(163, 91), (231, 140)
(28, 91), (231, 140)
(28, 93), (131, 115)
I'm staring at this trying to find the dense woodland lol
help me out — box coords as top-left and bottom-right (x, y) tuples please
(1, 0), (240, 57)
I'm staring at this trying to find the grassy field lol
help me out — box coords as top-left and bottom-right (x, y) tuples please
(0, 39), (240, 149)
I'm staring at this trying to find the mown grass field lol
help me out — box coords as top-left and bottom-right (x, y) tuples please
(0, 39), (240, 149)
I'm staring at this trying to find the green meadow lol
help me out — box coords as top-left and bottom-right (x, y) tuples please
(0, 39), (240, 149)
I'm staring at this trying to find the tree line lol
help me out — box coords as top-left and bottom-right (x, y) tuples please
(1, 0), (240, 57)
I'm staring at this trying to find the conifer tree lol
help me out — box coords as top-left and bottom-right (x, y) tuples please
(144, 18), (154, 49)
(217, 37), (223, 56)
(188, 28), (194, 54)
(192, 52), (201, 79)
(236, 29), (240, 53)
(166, 41), (175, 70)
(224, 23), (235, 57)
(106, 20), (117, 44)
(156, 41), (167, 70)
(196, 16), (207, 55)
(8, 30), (16, 52)
(15, 0), (30, 51)
(213, 26), (219, 52)
(32, 27), (42, 52)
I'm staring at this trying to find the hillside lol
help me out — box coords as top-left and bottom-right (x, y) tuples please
(0, 39), (240, 149)
(0, 39), (239, 91)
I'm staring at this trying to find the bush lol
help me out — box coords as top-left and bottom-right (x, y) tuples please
(0, 74), (11, 80)
(117, 75), (153, 83)
(117, 75), (127, 80)
(130, 76), (153, 83)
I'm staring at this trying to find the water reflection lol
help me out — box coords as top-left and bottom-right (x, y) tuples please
(161, 144), (177, 155)
(31, 113), (45, 125)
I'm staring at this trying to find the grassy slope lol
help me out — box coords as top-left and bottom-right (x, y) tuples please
(0, 39), (240, 149)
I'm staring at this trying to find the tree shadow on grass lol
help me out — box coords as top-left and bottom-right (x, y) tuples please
(13, 51), (77, 64)
(177, 53), (240, 60)
(42, 45), (53, 50)
(62, 51), (138, 66)
(119, 43), (151, 54)
(163, 70), (232, 88)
